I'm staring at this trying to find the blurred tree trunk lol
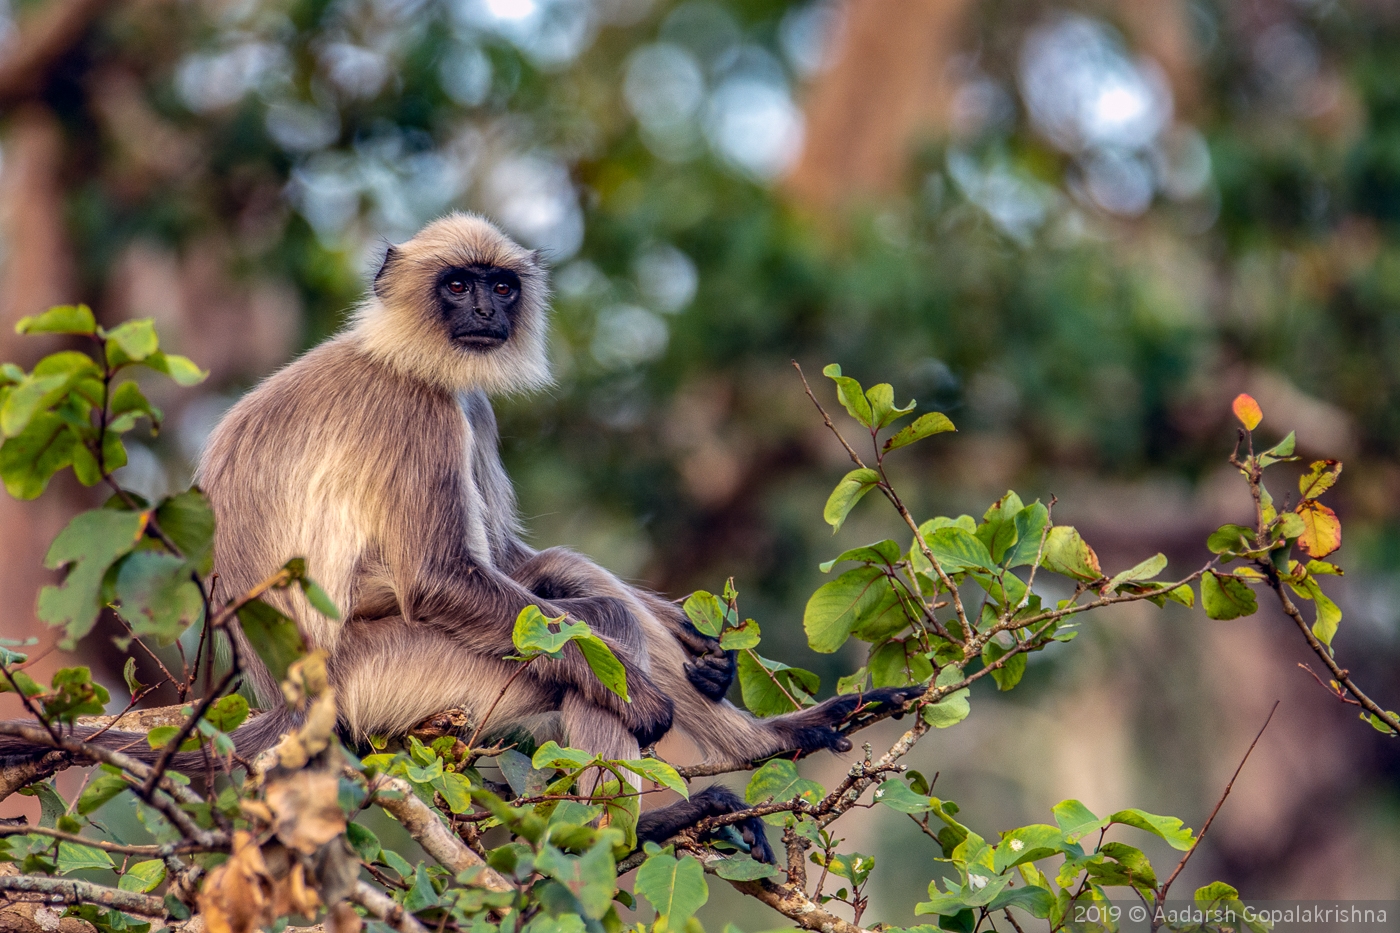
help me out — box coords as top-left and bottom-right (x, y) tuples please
(785, 0), (972, 211)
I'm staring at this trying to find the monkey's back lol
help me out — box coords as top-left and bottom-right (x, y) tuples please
(196, 335), (469, 701)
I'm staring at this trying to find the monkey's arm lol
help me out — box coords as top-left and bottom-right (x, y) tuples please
(508, 547), (736, 702)
(397, 562), (675, 746)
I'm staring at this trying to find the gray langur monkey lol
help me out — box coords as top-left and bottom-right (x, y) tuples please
(0, 214), (922, 858)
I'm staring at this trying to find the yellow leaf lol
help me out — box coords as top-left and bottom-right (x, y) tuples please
(1232, 393), (1262, 431)
(1296, 500), (1341, 559)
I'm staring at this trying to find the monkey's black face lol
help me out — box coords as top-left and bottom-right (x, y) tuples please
(435, 265), (522, 350)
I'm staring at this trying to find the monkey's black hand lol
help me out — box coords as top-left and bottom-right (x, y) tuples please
(656, 600), (737, 701)
(776, 684), (927, 756)
(636, 785), (776, 863)
(684, 648), (736, 701)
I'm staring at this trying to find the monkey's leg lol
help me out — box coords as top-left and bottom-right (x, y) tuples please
(411, 568), (675, 745)
(635, 786), (775, 863)
(557, 694), (773, 862)
(332, 616), (563, 743)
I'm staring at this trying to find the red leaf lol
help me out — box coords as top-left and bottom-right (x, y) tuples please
(1296, 500), (1342, 558)
(1232, 393), (1262, 431)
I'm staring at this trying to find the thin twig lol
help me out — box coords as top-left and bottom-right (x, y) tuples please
(1152, 701), (1278, 925)
(466, 656), (536, 751)
(0, 824), (208, 857)
(138, 666), (239, 797)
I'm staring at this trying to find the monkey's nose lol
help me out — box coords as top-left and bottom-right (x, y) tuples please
(472, 306), (490, 318)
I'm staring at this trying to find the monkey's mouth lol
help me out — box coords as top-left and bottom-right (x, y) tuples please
(451, 331), (509, 350)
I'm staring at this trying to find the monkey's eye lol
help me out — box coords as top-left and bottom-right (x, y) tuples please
(446, 279), (467, 295)
(493, 282), (512, 296)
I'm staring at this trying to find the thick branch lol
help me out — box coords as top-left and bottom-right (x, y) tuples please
(360, 772), (512, 892)
(0, 722), (220, 848)
(351, 881), (429, 933)
(0, 875), (165, 917)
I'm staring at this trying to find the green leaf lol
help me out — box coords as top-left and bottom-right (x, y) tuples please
(620, 758), (688, 797)
(235, 599), (306, 683)
(1291, 574), (1342, 646)
(835, 667), (869, 694)
(1206, 524), (1256, 555)
(804, 566), (894, 653)
(109, 381), (161, 430)
(682, 591), (725, 637)
(745, 760), (824, 808)
(992, 825), (1064, 872)
(718, 619), (760, 650)
(0, 670), (43, 697)
(980, 639), (1027, 692)
(121, 657), (145, 699)
(535, 841), (617, 919)
(403, 863), (439, 912)
(205, 694), (249, 733)
(118, 860), (166, 894)
(38, 666), (110, 723)
(923, 527), (994, 573)
(823, 468), (881, 532)
(1194, 881), (1239, 903)
(57, 841), (115, 874)
(575, 634), (629, 701)
(142, 352), (208, 387)
(883, 412), (955, 453)
(16, 305), (97, 335)
(432, 771), (473, 814)
(822, 364), (872, 426)
(921, 688), (970, 728)
(20, 782), (67, 827)
(635, 851), (708, 933)
(0, 411), (78, 499)
(38, 510), (147, 645)
(1106, 553), (1167, 591)
(104, 320), (159, 366)
(714, 855), (779, 881)
(346, 823), (382, 861)
(1040, 526), (1103, 581)
(76, 774), (130, 816)
(1298, 459), (1343, 500)
(115, 551), (205, 645)
(1258, 431), (1296, 467)
(868, 638), (932, 688)
(1085, 842), (1157, 893)
(3, 371), (76, 438)
(146, 725), (198, 753)
(1107, 809), (1194, 851)
(1201, 571), (1258, 620)
(512, 605), (576, 655)
(737, 650), (817, 717)
(532, 741), (597, 771)
(863, 383), (908, 429)
(871, 779), (935, 813)
(818, 539), (902, 572)
(1004, 503), (1050, 568)
(1052, 800), (1106, 842)
(154, 490), (215, 576)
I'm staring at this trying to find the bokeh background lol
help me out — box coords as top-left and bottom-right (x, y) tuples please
(1, 0), (1399, 920)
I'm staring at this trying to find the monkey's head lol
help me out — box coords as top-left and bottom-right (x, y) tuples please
(355, 213), (551, 395)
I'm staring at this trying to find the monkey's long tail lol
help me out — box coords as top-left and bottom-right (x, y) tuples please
(0, 707), (296, 774)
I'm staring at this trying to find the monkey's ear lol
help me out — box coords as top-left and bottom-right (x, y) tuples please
(374, 245), (400, 298)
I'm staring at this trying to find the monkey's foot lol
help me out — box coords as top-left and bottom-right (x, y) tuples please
(636, 785), (776, 863)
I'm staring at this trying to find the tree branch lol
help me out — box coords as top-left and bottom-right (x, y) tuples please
(359, 771), (513, 893)
(0, 875), (165, 917)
